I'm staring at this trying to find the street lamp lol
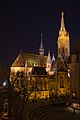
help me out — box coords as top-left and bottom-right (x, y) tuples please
(3, 80), (8, 87)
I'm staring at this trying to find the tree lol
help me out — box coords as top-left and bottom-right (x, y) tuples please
(9, 71), (34, 120)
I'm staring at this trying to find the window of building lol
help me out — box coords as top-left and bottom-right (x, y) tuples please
(62, 47), (64, 54)
(65, 47), (67, 54)
(60, 76), (64, 88)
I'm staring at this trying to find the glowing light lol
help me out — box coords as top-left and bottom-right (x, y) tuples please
(72, 103), (77, 107)
(75, 110), (80, 114)
(68, 107), (74, 112)
(3, 82), (7, 86)
(68, 73), (70, 78)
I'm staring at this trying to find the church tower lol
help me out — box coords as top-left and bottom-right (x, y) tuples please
(57, 11), (70, 59)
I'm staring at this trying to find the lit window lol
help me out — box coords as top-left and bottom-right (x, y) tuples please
(60, 76), (64, 88)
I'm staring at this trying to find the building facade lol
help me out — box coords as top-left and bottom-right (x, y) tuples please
(10, 12), (70, 100)
(58, 11), (70, 59)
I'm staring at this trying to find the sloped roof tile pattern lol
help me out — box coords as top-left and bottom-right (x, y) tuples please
(12, 52), (47, 67)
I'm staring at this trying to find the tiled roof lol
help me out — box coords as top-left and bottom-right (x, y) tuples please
(12, 52), (47, 67)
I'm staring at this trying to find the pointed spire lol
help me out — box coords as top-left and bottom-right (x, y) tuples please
(39, 33), (44, 56)
(52, 54), (55, 62)
(39, 33), (44, 49)
(60, 11), (65, 31)
(47, 50), (51, 63)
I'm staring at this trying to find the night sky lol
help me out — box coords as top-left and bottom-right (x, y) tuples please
(0, 0), (80, 66)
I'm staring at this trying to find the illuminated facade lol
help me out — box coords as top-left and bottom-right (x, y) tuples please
(55, 11), (70, 97)
(56, 57), (70, 97)
(58, 11), (70, 59)
(10, 12), (70, 100)
(10, 52), (47, 76)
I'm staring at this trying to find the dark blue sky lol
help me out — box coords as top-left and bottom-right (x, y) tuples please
(0, 0), (80, 66)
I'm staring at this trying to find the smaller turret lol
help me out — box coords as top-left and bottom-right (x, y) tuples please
(52, 54), (55, 62)
(51, 54), (56, 70)
(46, 50), (52, 72)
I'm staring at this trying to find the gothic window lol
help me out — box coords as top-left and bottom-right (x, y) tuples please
(65, 47), (67, 54)
(60, 76), (64, 88)
(62, 47), (64, 54)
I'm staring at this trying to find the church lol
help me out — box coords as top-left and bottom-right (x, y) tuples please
(10, 12), (70, 100)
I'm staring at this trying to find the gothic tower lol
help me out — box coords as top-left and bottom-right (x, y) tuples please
(57, 11), (70, 59)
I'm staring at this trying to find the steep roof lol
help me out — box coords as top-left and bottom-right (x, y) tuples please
(11, 52), (47, 67)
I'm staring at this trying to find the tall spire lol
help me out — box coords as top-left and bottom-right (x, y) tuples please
(60, 11), (65, 31)
(39, 33), (44, 56)
(58, 11), (70, 59)
(39, 33), (44, 49)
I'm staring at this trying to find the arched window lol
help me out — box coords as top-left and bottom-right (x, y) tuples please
(62, 47), (64, 54)
(65, 47), (67, 54)
(60, 76), (64, 88)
